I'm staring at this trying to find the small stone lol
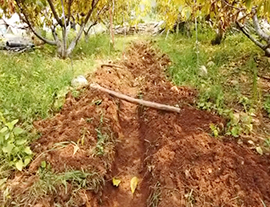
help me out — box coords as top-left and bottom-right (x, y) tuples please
(171, 86), (179, 93)
(233, 113), (240, 122)
(185, 169), (190, 178)
(199, 65), (208, 76)
(230, 80), (239, 85)
(247, 140), (255, 145)
(207, 61), (215, 67)
(33, 204), (44, 207)
(71, 75), (88, 88)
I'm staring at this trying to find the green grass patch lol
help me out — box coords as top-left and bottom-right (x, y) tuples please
(155, 30), (269, 138)
(0, 34), (119, 127)
(7, 162), (104, 206)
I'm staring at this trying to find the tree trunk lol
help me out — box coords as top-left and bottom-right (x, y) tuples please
(61, 0), (68, 59)
(57, 44), (68, 59)
(211, 28), (224, 45)
(15, 0), (103, 59)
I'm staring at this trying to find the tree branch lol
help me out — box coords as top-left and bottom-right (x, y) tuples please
(90, 83), (181, 113)
(67, 0), (101, 56)
(236, 21), (265, 50)
(67, 0), (73, 26)
(15, 1), (56, 45)
(252, 8), (270, 43)
(84, 22), (97, 36)
(47, 0), (63, 26)
(66, 22), (85, 56)
(51, 26), (61, 46)
(237, 11), (250, 22)
(85, 0), (101, 24)
(221, 0), (243, 10)
(61, 0), (67, 58)
(84, 5), (108, 35)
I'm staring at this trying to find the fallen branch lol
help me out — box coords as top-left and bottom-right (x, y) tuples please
(90, 83), (181, 113)
(101, 64), (125, 69)
(258, 74), (270, 81)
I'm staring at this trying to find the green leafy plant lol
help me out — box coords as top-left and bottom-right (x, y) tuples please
(239, 95), (253, 113)
(264, 138), (270, 148)
(0, 112), (32, 171)
(226, 111), (253, 137)
(264, 95), (270, 117)
(210, 123), (220, 137)
(95, 128), (111, 156)
(93, 115), (115, 157)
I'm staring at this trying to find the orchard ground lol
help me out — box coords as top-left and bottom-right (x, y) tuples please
(1, 32), (270, 206)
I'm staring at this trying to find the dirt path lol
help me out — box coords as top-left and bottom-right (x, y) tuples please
(5, 41), (270, 207)
(96, 66), (149, 206)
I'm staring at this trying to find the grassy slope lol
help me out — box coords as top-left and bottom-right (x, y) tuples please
(0, 35), (117, 128)
(156, 29), (270, 140)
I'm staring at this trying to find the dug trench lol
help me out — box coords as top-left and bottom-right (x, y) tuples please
(5, 41), (270, 206)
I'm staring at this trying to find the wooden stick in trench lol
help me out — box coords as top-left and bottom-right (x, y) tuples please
(90, 83), (181, 113)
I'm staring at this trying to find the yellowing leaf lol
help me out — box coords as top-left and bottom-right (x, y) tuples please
(112, 177), (121, 187)
(24, 157), (31, 166)
(246, 0), (252, 8)
(24, 147), (32, 155)
(0, 126), (8, 134)
(15, 160), (24, 171)
(130, 176), (139, 194)
(256, 146), (263, 155)
(73, 145), (79, 156)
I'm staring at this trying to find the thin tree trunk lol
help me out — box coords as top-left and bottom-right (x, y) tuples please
(61, 0), (68, 58)
(67, 0), (72, 26)
(84, 4), (107, 38)
(47, 0), (63, 26)
(67, 0), (101, 56)
(67, 22), (85, 56)
(109, 6), (114, 48)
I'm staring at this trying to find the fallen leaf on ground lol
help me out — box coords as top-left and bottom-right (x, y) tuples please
(130, 176), (139, 194)
(112, 177), (121, 187)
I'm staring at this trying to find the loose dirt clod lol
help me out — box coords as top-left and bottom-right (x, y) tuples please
(5, 41), (270, 207)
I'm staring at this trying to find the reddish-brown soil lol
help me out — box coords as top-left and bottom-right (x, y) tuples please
(5, 41), (270, 207)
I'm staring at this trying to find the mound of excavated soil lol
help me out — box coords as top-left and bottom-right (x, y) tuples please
(6, 41), (270, 207)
